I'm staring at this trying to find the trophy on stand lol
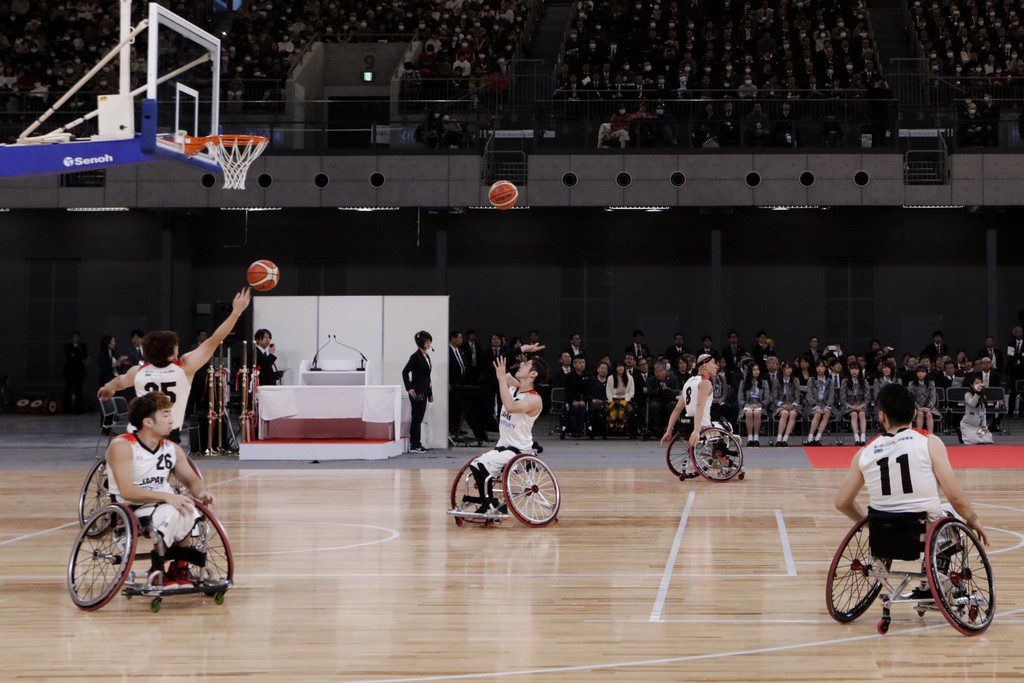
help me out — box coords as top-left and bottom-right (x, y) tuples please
(239, 341), (254, 443)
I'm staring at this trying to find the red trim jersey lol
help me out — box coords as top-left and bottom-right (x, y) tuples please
(107, 433), (177, 500)
(133, 361), (190, 430)
(858, 427), (942, 516)
(496, 388), (540, 451)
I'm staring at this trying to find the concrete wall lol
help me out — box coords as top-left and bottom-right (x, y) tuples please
(1, 207), (1020, 400)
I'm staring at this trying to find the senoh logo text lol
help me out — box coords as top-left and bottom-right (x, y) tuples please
(62, 154), (114, 168)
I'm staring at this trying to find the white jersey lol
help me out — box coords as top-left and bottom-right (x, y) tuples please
(683, 375), (711, 428)
(496, 388), (540, 452)
(858, 428), (942, 517)
(133, 361), (190, 430)
(107, 433), (177, 500)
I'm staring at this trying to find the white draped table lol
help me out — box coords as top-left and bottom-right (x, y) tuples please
(256, 385), (409, 441)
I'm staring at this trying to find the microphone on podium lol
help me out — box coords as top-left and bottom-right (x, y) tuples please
(309, 335), (333, 371)
(331, 335), (369, 371)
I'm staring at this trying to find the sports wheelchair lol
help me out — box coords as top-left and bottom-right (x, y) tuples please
(826, 509), (994, 635)
(665, 421), (745, 483)
(78, 453), (204, 534)
(448, 449), (560, 527)
(68, 499), (233, 612)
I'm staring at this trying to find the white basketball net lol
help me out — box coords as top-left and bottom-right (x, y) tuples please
(204, 136), (269, 190)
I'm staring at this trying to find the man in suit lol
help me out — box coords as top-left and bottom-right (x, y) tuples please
(721, 330), (745, 385)
(125, 329), (146, 367)
(935, 360), (961, 389)
(563, 332), (585, 360)
(978, 336), (1003, 372)
(563, 356), (591, 436)
(448, 331), (468, 436)
(63, 332), (88, 414)
(551, 351), (573, 388)
(966, 356), (1004, 430)
(526, 330), (545, 359)
(646, 362), (681, 434)
(806, 336), (822, 365)
(663, 332), (689, 367)
(461, 329), (483, 384)
(920, 331), (949, 362)
(402, 331), (434, 452)
(625, 329), (651, 361)
(1008, 325), (1024, 417)
(764, 356), (781, 391)
(254, 328), (283, 388)
(698, 335), (715, 358)
(751, 331), (775, 372)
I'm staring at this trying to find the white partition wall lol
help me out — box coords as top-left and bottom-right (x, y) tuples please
(317, 296), (385, 385)
(251, 296), (318, 386)
(383, 296), (449, 450)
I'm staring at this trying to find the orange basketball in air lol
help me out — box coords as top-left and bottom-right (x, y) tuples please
(489, 180), (518, 210)
(246, 259), (279, 291)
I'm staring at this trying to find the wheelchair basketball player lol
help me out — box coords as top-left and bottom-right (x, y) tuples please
(660, 354), (734, 476)
(106, 392), (215, 589)
(96, 287), (251, 443)
(834, 384), (988, 597)
(467, 347), (547, 513)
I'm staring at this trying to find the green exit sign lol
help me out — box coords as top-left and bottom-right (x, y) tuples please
(362, 71), (374, 82)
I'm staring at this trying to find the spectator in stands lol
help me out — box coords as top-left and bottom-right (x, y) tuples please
(710, 370), (737, 429)
(773, 102), (799, 147)
(564, 356), (590, 436)
(125, 330), (145, 367)
(97, 335), (126, 387)
(461, 329), (482, 384)
(958, 102), (989, 147)
(764, 356), (781, 389)
(954, 349), (970, 376)
(664, 333), (689, 367)
(744, 101), (770, 146)
(875, 359), (899, 395)
(773, 362), (801, 447)
(936, 360), (960, 389)
(899, 355), (919, 385)
(698, 336), (715, 357)
(804, 359), (834, 446)
(564, 333), (585, 360)
(796, 356), (813, 387)
(978, 336), (1002, 372)
(653, 102), (679, 146)
(646, 362), (680, 435)
(551, 351), (573, 388)
(626, 329), (650, 361)
(751, 331), (775, 371)
(717, 101), (740, 147)
(599, 104), (632, 148)
(675, 356), (692, 382)
(721, 330), (745, 384)
(921, 331), (948, 362)
(739, 363), (768, 446)
(606, 361), (635, 435)
(841, 363), (871, 446)
(692, 102), (718, 147)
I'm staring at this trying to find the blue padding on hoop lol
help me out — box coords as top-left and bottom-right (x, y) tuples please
(0, 136), (153, 177)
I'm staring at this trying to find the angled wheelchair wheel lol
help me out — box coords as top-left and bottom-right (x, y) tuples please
(925, 517), (994, 635)
(826, 518), (890, 622)
(503, 454), (560, 527)
(79, 459), (112, 537)
(169, 454), (204, 492)
(448, 456), (480, 526)
(665, 433), (690, 479)
(68, 503), (138, 610)
(184, 502), (234, 584)
(692, 428), (744, 483)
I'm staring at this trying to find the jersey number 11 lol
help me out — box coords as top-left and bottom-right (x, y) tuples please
(876, 453), (913, 496)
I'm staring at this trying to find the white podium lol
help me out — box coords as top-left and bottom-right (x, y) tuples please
(298, 359), (367, 386)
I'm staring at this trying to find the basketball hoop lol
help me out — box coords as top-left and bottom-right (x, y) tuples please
(183, 134), (269, 190)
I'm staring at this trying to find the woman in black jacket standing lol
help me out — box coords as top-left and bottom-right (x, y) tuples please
(402, 331), (433, 453)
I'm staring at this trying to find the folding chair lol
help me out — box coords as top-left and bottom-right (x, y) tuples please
(945, 387), (968, 432)
(547, 386), (567, 437)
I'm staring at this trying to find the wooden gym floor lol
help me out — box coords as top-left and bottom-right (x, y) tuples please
(2, 464), (1023, 681)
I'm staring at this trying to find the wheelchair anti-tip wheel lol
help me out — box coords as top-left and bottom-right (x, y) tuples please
(79, 459), (112, 537)
(503, 454), (560, 527)
(691, 427), (744, 483)
(68, 503), (138, 610)
(826, 517), (891, 623)
(926, 517), (994, 635)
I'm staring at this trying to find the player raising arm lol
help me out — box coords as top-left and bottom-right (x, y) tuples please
(834, 383), (988, 545)
(96, 287), (251, 442)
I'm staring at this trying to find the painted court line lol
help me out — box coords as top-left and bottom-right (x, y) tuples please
(343, 607), (1024, 683)
(775, 509), (798, 576)
(649, 490), (695, 622)
(0, 471), (256, 549)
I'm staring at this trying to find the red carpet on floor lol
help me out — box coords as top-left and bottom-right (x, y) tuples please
(805, 445), (1024, 469)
